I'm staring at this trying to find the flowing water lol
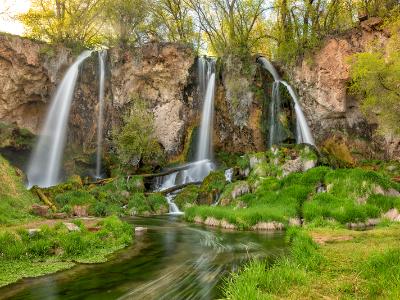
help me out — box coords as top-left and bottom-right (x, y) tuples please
(257, 57), (314, 147)
(27, 51), (92, 188)
(156, 58), (217, 212)
(0, 217), (286, 300)
(95, 50), (107, 179)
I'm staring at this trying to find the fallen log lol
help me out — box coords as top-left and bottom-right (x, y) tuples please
(33, 188), (57, 211)
(85, 178), (115, 186)
(146, 181), (202, 196)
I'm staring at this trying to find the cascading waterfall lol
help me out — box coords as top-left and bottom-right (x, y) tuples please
(156, 58), (217, 213)
(257, 57), (315, 147)
(27, 51), (92, 188)
(95, 50), (107, 179)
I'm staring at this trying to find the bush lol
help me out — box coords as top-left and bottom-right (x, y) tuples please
(147, 193), (168, 214)
(114, 98), (165, 167)
(128, 193), (150, 215)
(55, 190), (95, 208)
(174, 185), (199, 209)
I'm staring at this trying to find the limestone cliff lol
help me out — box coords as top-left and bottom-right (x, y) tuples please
(0, 34), (72, 134)
(109, 43), (197, 157)
(288, 17), (399, 160)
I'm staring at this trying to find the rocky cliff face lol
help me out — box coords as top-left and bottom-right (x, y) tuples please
(0, 34), (72, 134)
(289, 18), (399, 160)
(109, 43), (197, 157)
(214, 56), (265, 154)
(0, 34), (198, 173)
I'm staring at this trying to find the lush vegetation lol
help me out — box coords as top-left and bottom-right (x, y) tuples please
(0, 216), (133, 287)
(114, 98), (165, 171)
(349, 13), (400, 136)
(15, 1), (398, 61)
(224, 225), (400, 299)
(183, 145), (400, 229)
(0, 155), (38, 225)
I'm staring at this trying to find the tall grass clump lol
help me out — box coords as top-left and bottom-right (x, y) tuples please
(359, 248), (400, 298)
(224, 229), (322, 299)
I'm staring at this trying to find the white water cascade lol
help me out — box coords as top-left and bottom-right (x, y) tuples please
(27, 51), (92, 188)
(156, 58), (217, 213)
(95, 50), (107, 179)
(257, 57), (314, 146)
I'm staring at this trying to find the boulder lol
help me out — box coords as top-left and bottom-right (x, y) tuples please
(63, 222), (81, 232)
(31, 204), (50, 217)
(72, 205), (88, 217)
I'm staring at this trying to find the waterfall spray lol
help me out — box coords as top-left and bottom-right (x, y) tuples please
(257, 57), (314, 147)
(27, 51), (92, 188)
(95, 50), (107, 179)
(156, 57), (217, 213)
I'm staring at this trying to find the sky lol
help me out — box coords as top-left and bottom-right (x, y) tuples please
(0, 0), (31, 35)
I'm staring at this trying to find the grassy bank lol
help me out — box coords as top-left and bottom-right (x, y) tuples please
(0, 155), (39, 225)
(224, 224), (400, 299)
(184, 166), (400, 229)
(0, 154), (136, 287)
(0, 216), (133, 287)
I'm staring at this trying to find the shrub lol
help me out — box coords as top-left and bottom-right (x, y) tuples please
(114, 98), (165, 167)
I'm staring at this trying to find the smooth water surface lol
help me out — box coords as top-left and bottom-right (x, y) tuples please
(1, 216), (286, 300)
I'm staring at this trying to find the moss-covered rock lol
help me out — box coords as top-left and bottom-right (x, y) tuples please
(0, 155), (39, 225)
(198, 171), (227, 205)
(174, 185), (199, 209)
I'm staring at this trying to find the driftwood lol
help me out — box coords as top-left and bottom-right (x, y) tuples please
(146, 181), (202, 196)
(139, 164), (195, 178)
(85, 178), (115, 186)
(34, 188), (57, 211)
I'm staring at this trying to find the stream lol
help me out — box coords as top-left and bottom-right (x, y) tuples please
(1, 216), (286, 300)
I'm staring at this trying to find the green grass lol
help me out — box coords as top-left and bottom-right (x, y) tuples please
(0, 216), (133, 287)
(185, 166), (400, 228)
(0, 155), (39, 225)
(224, 225), (400, 299)
(224, 228), (322, 299)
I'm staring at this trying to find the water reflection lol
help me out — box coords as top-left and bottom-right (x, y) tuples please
(1, 216), (286, 300)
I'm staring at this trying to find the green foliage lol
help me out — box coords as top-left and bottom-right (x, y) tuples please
(304, 193), (380, 224)
(0, 155), (38, 225)
(360, 248), (400, 298)
(54, 190), (95, 208)
(0, 216), (133, 286)
(114, 98), (165, 168)
(104, 0), (151, 47)
(18, 0), (105, 48)
(146, 193), (168, 214)
(174, 185), (199, 209)
(349, 16), (400, 136)
(224, 229), (322, 299)
(199, 171), (226, 194)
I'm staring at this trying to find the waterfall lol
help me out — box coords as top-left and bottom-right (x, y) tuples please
(257, 57), (315, 147)
(196, 70), (215, 161)
(27, 51), (92, 188)
(95, 50), (107, 179)
(156, 57), (217, 213)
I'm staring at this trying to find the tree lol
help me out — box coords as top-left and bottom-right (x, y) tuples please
(151, 0), (199, 47)
(103, 0), (152, 47)
(188, 0), (271, 57)
(349, 16), (400, 136)
(115, 99), (165, 168)
(19, 0), (105, 47)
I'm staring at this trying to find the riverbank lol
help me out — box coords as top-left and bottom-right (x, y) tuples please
(223, 223), (400, 299)
(0, 216), (133, 287)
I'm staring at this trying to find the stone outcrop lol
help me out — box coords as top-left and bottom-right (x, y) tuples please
(109, 43), (197, 157)
(214, 55), (265, 154)
(0, 34), (198, 173)
(289, 18), (399, 160)
(0, 34), (72, 134)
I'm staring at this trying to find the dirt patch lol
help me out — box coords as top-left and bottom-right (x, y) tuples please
(3, 217), (101, 232)
(311, 233), (354, 245)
